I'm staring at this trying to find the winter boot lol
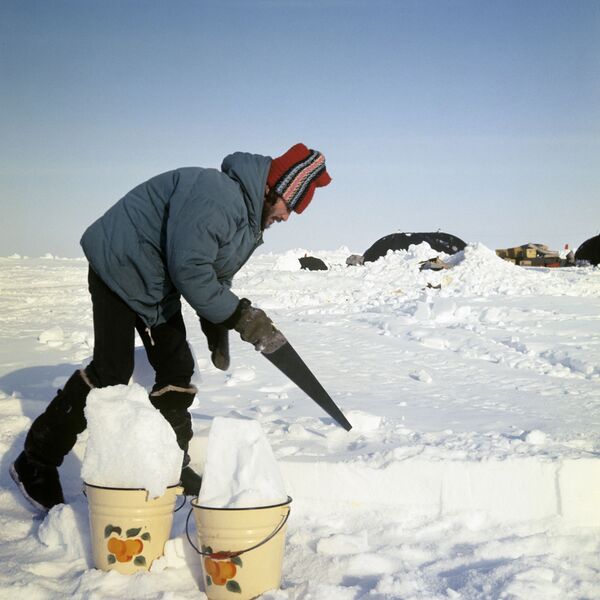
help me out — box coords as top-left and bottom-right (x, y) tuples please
(10, 452), (64, 512)
(150, 385), (202, 496)
(12, 369), (93, 511)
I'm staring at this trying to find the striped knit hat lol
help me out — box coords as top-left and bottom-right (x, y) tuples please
(267, 143), (332, 214)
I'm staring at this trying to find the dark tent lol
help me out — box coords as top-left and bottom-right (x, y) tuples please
(575, 234), (600, 266)
(363, 232), (467, 263)
(299, 256), (328, 271)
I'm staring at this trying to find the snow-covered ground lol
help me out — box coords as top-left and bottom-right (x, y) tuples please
(0, 243), (599, 599)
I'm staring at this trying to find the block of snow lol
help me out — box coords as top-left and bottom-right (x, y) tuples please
(559, 459), (600, 526)
(81, 383), (184, 498)
(150, 536), (188, 572)
(38, 326), (64, 344)
(345, 410), (382, 432)
(409, 369), (433, 384)
(197, 417), (288, 509)
(524, 429), (547, 445)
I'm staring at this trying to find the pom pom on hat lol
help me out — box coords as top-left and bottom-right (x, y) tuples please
(267, 143), (332, 214)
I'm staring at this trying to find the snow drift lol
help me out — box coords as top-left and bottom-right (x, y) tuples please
(0, 243), (599, 599)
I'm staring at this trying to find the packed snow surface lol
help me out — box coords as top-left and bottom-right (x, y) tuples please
(81, 383), (183, 498)
(0, 243), (599, 599)
(197, 417), (288, 508)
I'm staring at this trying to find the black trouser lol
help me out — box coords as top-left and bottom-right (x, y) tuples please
(25, 267), (196, 466)
(85, 267), (194, 391)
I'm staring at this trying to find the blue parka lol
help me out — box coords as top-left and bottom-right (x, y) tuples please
(80, 152), (270, 328)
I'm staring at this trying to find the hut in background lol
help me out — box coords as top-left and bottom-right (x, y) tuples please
(363, 232), (466, 263)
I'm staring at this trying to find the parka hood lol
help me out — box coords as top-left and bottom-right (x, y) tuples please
(221, 152), (271, 235)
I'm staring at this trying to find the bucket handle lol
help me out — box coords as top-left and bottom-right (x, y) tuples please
(174, 494), (187, 512)
(185, 503), (291, 559)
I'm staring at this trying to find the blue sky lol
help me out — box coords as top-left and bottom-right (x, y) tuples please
(1, 0), (598, 257)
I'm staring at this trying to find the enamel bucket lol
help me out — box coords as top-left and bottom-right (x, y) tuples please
(84, 482), (183, 574)
(188, 496), (292, 599)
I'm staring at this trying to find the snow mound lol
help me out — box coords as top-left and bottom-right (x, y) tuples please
(38, 503), (91, 562)
(274, 251), (303, 271)
(439, 242), (599, 297)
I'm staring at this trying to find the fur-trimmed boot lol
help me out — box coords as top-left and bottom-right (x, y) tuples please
(150, 385), (202, 496)
(10, 369), (94, 511)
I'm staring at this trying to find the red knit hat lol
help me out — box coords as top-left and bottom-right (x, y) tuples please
(267, 143), (332, 214)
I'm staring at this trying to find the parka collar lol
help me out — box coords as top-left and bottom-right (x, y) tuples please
(221, 152), (271, 237)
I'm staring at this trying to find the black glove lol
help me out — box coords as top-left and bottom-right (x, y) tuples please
(200, 317), (230, 370)
(223, 298), (286, 354)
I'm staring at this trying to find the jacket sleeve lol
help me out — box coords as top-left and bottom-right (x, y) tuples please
(166, 205), (240, 324)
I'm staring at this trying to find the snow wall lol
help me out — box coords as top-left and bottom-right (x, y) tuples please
(186, 437), (600, 527)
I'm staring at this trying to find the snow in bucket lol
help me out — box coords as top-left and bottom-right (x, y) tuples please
(80, 383), (185, 574)
(81, 383), (183, 498)
(197, 417), (288, 509)
(192, 417), (290, 599)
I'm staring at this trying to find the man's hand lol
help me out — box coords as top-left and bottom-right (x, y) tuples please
(200, 317), (230, 370)
(226, 298), (286, 354)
